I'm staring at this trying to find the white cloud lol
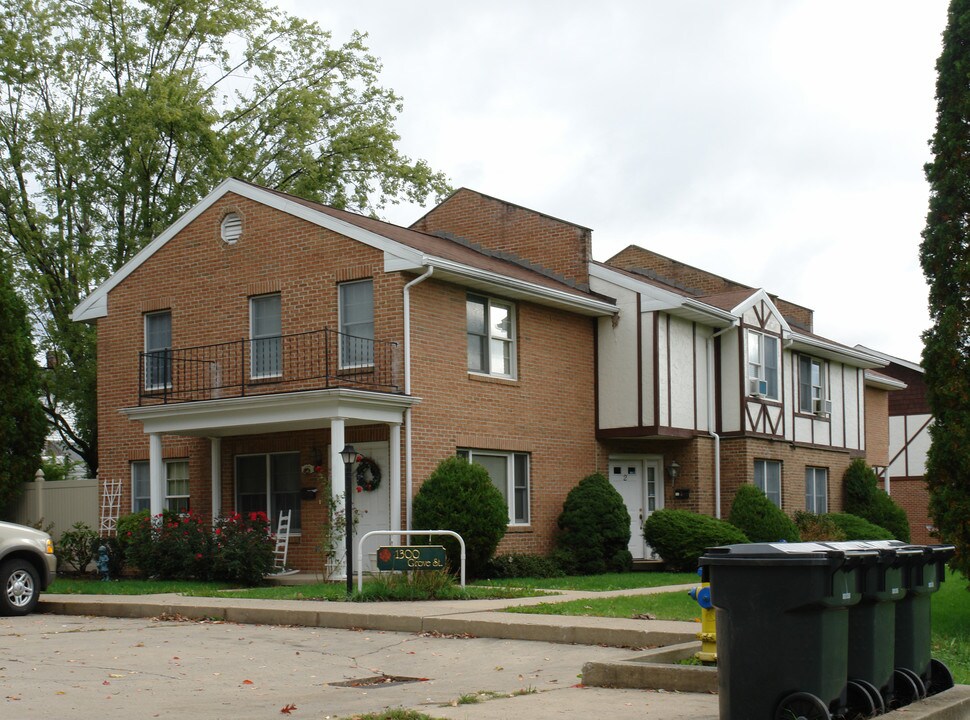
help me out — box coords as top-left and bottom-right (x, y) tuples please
(282, 0), (949, 361)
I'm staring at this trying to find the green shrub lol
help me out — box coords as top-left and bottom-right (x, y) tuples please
(555, 472), (632, 575)
(412, 457), (508, 579)
(826, 513), (895, 541)
(58, 521), (98, 573)
(212, 511), (274, 585)
(843, 459), (911, 542)
(485, 553), (565, 579)
(793, 511), (847, 542)
(728, 484), (800, 543)
(642, 509), (749, 572)
(121, 510), (212, 580)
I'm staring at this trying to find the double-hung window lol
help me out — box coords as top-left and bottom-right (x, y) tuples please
(467, 294), (515, 378)
(747, 330), (780, 400)
(805, 467), (828, 514)
(144, 311), (172, 390)
(235, 452), (301, 532)
(798, 355), (828, 414)
(250, 294), (282, 379)
(754, 459), (782, 508)
(131, 459), (189, 513)
(339, 280), (374, 368)
(457, 449), (529, 525)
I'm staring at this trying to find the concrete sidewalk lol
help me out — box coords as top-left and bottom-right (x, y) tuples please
(39, 583), (701, 649)
(36, 584), (970, 720)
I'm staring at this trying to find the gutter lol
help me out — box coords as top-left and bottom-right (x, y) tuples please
(403, 266), (435, 536)
(707, 323), (738, 519)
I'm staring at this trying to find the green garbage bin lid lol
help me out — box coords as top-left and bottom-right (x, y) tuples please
(701, 542), (879, 566)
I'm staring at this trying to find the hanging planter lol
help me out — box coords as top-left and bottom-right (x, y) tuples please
(356, 456), (382, 492)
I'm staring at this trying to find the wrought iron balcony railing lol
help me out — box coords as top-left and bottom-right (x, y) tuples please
(138, 329), (401, 405)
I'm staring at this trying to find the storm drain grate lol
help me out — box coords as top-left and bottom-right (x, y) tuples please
(329, 675), (429, 689)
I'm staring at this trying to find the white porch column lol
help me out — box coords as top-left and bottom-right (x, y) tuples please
(330, 418), (346, 578)
(210, 437), (222, 524)
(149, 433), (164, 516)
(389, 422), (402, 543)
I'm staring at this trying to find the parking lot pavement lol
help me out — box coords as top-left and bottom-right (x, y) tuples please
(1, 613), (719, 720)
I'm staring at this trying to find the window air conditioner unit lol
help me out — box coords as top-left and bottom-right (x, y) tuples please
(748, 378), (767, 397)
(813, 398), (832, 416)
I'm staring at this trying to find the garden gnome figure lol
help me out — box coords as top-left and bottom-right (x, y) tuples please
(96, 544), (110, 581)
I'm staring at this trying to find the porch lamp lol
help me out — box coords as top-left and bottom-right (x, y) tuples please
(339, 444), (358, 595)
(667, 460), (680, 485)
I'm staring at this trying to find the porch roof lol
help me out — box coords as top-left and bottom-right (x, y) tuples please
(121, 388), (420, 437)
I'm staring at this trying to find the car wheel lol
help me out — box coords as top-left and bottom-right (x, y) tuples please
(1, 559), (40, 616)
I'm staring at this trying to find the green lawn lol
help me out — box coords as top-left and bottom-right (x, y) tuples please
(49, 578), (233, 595)
(504, 589), (699, 622)
(932, 572), (970, 685)
(473, 571), (698, 591)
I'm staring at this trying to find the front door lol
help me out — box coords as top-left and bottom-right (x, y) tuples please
(609, 458), (663, 560)
(346, 441), (391, 572)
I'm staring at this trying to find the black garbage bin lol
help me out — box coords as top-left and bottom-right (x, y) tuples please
(888, 543), (956, 699)
(828, 542), (923, 714)
(701, 542), (878, 720)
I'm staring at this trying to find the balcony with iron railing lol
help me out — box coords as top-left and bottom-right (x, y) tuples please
(138, 329), (401, 405)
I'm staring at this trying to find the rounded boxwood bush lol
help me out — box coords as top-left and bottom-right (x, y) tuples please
(826, 513), (895, 541)
(412, 456), (508, 579)
(728, 484), (800, 543)
(843, 459), (911, 542)
(555, 472), (633, 575)
(642, 509), (749, 572)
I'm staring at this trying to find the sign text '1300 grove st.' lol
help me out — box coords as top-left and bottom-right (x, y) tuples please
(376, 545), (447, 571)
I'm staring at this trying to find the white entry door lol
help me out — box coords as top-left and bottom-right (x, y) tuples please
(609, 458), (664, 560)
(331, 441), (392, 572)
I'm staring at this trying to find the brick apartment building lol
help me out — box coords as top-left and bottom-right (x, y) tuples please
(73, 179), (893, 573)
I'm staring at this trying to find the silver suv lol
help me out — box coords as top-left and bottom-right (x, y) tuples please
(0, 521), (57, 615)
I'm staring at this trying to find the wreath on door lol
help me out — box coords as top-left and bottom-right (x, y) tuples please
(356, 456), (382, 492)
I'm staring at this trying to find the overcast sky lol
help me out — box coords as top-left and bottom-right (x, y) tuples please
(284, 1), (949, 363)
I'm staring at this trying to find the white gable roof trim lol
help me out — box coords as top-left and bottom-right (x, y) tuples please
(589, 263), (737, 325)
(72, 179), (615, 322)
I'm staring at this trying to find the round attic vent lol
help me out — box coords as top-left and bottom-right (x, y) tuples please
(221, 212), (242, 244)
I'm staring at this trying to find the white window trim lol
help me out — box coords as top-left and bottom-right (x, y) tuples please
(131, 459), (188, 513)
(165, 459), (190, 514)
(144, 310), (172, 391)
(234, 451), (301, 534)
(458, 448), (530, 525)
(798, 355), (830, 415)
(805, 466), (828, 514)
(747, 329), (780, 400)
(338, 279), (375, 369)
(754, 459), (782, 508)
(467, 294), (517, 379)
(249, 294), (282, 380)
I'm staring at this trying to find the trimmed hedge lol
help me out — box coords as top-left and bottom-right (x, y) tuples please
(642, 509), (749, 572)
(728, 484), (800, 542)
(826, 513), (895, 541)
(485, 554), (564, 579)
(412, 456), (508, 579)
(555, 472), (632, 574)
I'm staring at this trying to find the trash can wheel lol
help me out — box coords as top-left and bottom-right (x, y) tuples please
(775, 691), (832, 720)
(844, 679), (880, 719)
(927, 658), (955, 697)
(891, 668), (924, 708)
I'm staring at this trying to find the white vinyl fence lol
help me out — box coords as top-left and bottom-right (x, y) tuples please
(9, 471), (99, 539)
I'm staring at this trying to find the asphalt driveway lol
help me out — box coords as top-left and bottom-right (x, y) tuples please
(1, 613), (719, 720)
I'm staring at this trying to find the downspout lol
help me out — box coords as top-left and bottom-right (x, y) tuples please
(707, 324), (735, 519)
(403, 266), (434, 535)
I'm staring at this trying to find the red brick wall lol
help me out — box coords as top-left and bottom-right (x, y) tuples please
(881, 477), (935, 544)
(407, 277), (599, 556)
(95, 190), (600, 569)
(881, 364), (930, 416)
(865, 386), (890, 468)
(411, 189), (592, 290)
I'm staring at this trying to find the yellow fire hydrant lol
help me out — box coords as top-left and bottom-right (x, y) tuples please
(687, 581), (717, 665)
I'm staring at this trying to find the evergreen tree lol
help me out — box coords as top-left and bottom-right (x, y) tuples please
(920, 0), (970, 580)
(0, 255), (47, 515)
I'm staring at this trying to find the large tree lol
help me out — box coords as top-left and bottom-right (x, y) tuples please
(0, 254), (47, 515)
(0, 0), (450, 476)
(920, 0), (970, 580)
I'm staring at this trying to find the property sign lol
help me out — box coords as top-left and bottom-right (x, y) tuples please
(376, 545), (447, 571)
